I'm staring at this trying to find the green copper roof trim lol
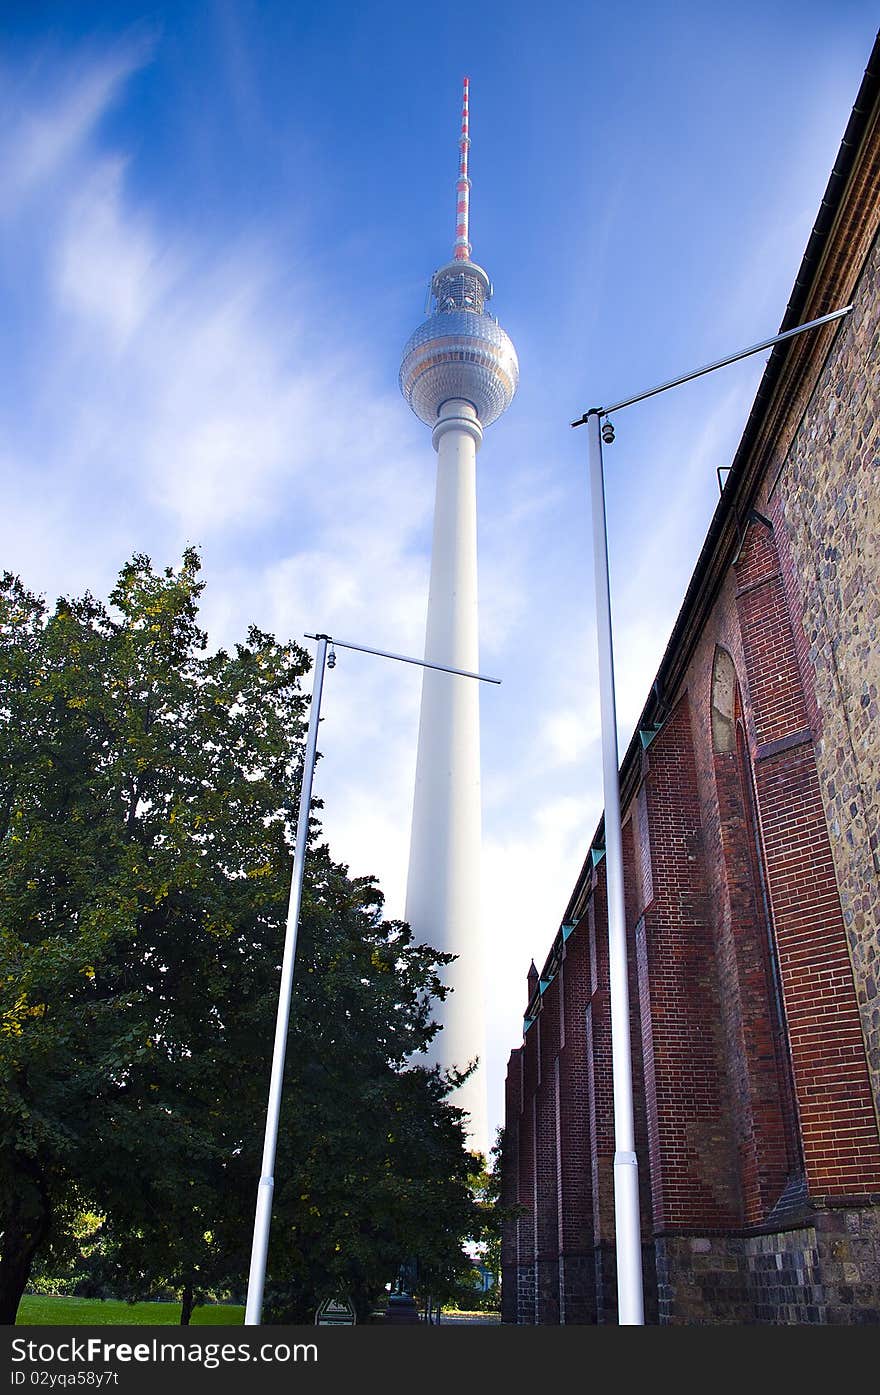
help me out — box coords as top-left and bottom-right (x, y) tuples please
(561, 921), (575, 940)
(639, 723), (664, 750)
(523, 1015), (535, 1034)
(539, 977), (552, 994)
(590, 846), (605, 868)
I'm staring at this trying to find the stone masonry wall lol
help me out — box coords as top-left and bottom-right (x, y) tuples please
(656, 1206), (880, 1323)
(770, 227), (880, 1118)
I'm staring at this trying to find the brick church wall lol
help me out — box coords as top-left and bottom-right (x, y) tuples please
(733, 517), (880, 1199)
(534, 982), (560, 1323)
(556, 914), (596, 1322)
(636, 694), (742, 1235)
(501, 54), (880, 1325)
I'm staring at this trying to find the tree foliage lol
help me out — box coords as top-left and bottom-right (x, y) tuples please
(0, 553), (479, 1323)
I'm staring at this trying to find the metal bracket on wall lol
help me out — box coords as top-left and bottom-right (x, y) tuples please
(732, 504), (775, 565)
(651, 677), (671, 725)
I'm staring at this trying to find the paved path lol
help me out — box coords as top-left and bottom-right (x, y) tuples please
(380, 1295), (501, 1326)
(429, 1312), (501, 1325)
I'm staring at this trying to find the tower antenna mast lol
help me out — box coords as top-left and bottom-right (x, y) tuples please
(454, 77), (471, 261)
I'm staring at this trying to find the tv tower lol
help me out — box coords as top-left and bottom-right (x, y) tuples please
(399, 78), (518, 1154)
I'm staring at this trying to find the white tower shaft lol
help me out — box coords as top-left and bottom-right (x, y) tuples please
(405, 400), (488, 1153)
(400, 79), (517, 1158)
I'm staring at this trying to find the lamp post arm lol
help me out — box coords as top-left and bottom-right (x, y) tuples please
(571, 305), (852, 425)
(305, 633), (500, 685)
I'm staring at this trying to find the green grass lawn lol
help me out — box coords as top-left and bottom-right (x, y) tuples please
(17, 1295), (244, 1326)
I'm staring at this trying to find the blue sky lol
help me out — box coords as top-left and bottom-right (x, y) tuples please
(1, 1), (877, 1142)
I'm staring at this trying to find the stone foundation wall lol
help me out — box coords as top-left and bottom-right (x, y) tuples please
(812, 1205), (880, 1322)
(656, 1207), (880, 1323)
(558, 1253), (595, 1324)
(514, 1260), (535, 1325)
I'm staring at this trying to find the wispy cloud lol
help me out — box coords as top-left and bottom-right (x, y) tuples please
(0, 42), (438, 948)
(55, 158), (179, 348)
(0, 39), (152, 217)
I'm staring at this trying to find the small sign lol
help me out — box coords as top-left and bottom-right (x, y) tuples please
(315, 1295), (357, 1326)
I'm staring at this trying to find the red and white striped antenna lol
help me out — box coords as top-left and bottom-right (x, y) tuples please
(453, 76), (471, 262)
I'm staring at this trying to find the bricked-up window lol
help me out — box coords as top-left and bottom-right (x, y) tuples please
(711, 647), (737, 753)
(736, 720), (805, 1185)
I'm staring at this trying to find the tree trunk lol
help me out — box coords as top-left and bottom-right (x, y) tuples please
(180, 1284), (194, 1326)
(0, 1161), (51, 1324)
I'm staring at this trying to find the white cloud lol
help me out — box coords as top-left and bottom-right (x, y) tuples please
(481, 788), (598, 1135)
(55, 158), (178, 347)
(5, 78), (439, 975)
(0, 42), (151, 216)
(541, 705), (601, 768)
(0, 51), (446, 996)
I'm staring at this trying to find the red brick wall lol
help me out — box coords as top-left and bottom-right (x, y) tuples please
(585, 865), (618, 1318)
(636, 693), (741, 1230)
(501, 1049), (522, 1324)
(557, 912), (596, 1321)
(534, 981), (560, 1322)
(710, 731), (797, 1221)
(735, 520), (880, 1197)
(557, 936), (592, 1255)
(622, 814), (656, 1248)
(517, 1005), (538, 1322)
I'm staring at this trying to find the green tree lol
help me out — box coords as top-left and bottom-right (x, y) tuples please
(472, 1133), (504, 1287)
(0, 553), (477, 1323)
(253, 862), (481, 1323)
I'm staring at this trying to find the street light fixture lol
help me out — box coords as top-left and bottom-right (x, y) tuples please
(571, 303), (852, 1326)
(244, 631), (500, 1326)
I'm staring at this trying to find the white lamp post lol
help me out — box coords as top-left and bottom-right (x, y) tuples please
(571, 303), (852, 1326)
(243, 631), (500, 1326)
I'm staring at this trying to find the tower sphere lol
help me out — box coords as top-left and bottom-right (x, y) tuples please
(400, 258), (519, 428)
